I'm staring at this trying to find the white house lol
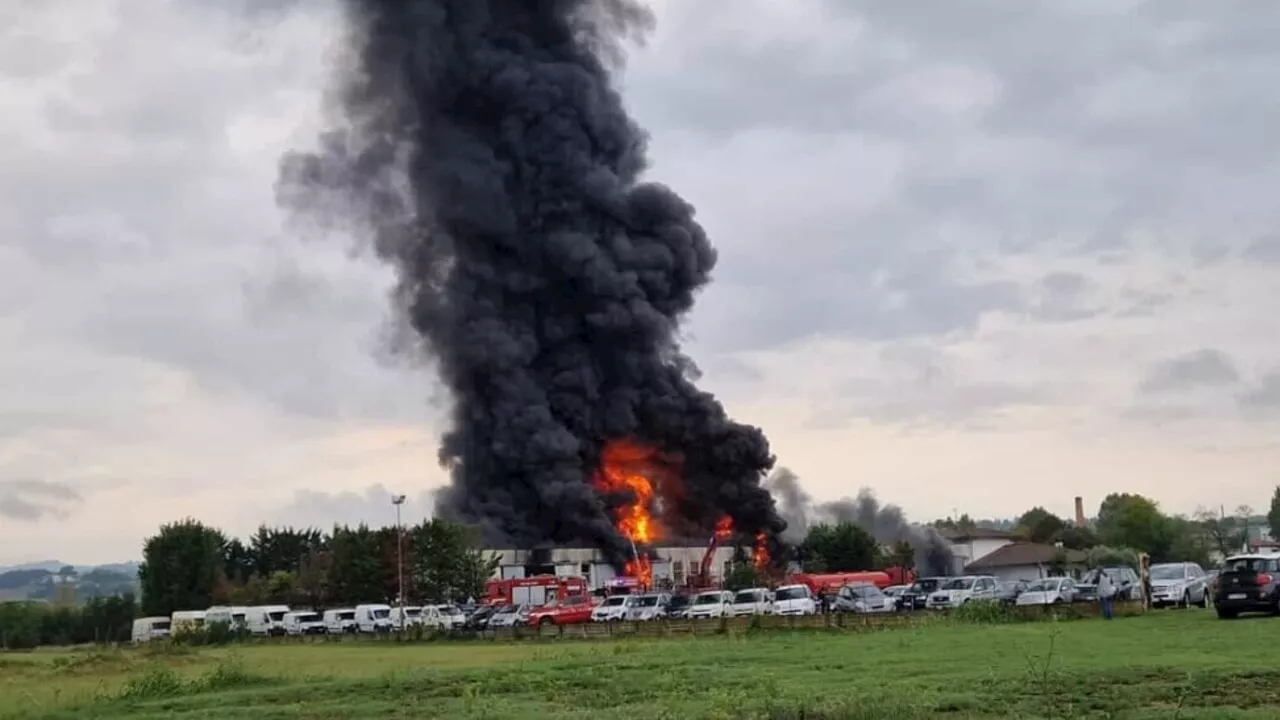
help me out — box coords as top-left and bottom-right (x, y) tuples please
(963, 542), (1088, 583)
(940, 528), (1017, 574)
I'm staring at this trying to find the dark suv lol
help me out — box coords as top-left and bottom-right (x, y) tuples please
(1215, 553), (1280, 619)
(899, 577), (945, 611)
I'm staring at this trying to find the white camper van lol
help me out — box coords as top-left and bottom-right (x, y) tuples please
(355, 603), (393, 633)
(204, 606), (248, 631)
(131, 616), (171, 643)
(323, 608), (358, 634)
(245, 605), (290, 636)
(170, 610), (206, 633)
(282, 610), (327, 636)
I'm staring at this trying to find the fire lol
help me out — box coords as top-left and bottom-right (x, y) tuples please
(753, 532), (770, 569)
(714, 515), (733, 539)
(594, 439), (666, 587)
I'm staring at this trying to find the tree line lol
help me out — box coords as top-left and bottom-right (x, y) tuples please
(137, 518), (499, 618)
(0, 595), (137, 650)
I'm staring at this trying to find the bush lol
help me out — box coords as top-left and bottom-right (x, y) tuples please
(949, 600), (1016, 625)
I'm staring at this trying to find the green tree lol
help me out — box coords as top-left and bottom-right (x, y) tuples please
(327, 524), (390, 605)
(1268, 487), (1280, 541)
(1054, 525), (1098, 550)
(1015, 507), (1067, 544)
(138, 519), (226, 616)
(800, 522), (879, 572)
(1096, 493), (1174, 559)
(1193, 508), (1244, 559)
(1165, 517), (1213, 568)
(409, 519), (499, 602)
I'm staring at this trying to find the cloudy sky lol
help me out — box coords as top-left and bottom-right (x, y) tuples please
(3, 0), (1278, 565)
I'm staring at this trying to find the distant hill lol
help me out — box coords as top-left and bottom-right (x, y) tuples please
(0, 561), (140, 603)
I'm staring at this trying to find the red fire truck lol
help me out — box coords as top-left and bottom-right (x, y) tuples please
(484, 575), (588, 607)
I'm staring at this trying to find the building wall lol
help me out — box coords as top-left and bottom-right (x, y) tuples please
(947, 538), (1012, 572)
(486, 545), (739, 589)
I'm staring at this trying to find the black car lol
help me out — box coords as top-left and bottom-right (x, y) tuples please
(899, 577), (945, 610)
(994, 580), (1029, 605)
(463, 605), (498, 630)
(1215, 553), (1280, 619)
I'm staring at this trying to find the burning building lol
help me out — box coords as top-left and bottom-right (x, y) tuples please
(276, 0), (787, 572)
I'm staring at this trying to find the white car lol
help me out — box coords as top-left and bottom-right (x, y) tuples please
(355, 604), (394, 633)
(323, 608), (358, 634)
(729, 588), (774, 617)
(591, 595), (636, 622)
(771, 584), (818, 616)
(282, 610), (327, 635)
(131, 617), (171, 643)
(1015, 577), (1077, 606)
(432, 604), (467, 628)
(488, 603), (530, 628)
(926, 576), (999, 609)
(625, 593), (671, 621)
(687, 590), (734, 619)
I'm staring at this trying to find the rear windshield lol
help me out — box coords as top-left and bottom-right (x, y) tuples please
(694, 594), (722, 605)
(636, 595), (661, 606)
(1225, 557), (1280, 572)
(734, 591), (762, 603)
(296, 613), (320, 622)
(775, 587), (808, 600)
(152, 620), (171, 630)
(667, 596), (690, 609)
(268, 611), (286, 621)
(337, 611), (356, 620)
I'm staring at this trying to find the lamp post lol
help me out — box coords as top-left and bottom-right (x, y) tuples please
(392, 494), (407, 631)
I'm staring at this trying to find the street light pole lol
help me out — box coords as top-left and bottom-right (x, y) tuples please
(392, 494), (407, 632)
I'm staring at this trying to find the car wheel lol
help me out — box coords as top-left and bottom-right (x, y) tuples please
(1181, 591), (1190, 609)
(1201, 591), (1211, 608)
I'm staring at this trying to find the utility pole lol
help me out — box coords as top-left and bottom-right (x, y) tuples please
(392, 494), (407, 631)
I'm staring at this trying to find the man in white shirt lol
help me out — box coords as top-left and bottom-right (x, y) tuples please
(1096, 570), (1116, 620)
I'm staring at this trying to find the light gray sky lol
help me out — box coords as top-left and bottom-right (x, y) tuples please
(3, 0), (1278, 564)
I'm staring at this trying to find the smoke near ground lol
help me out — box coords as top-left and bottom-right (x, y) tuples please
(275, 0), (784, 566)
(765, 468), (955, 576)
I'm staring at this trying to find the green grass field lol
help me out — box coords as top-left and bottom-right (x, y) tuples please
(1, 610), (1276, 719)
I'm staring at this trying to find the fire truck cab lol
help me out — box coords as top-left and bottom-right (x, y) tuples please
(484, 575), (588, 607)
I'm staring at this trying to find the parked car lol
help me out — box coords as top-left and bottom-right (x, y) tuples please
(926, 576), (999, 609)
(994, 580), (1030, 605)
(245, 605), (290, 637)
(592, 595), (637, 622)
(170, 610), (206, 633)
(205, 606), (249, 631)
(322, 608), (358, 634)
(833, 583), (894, 613)
(131, 617), (171, 644)
(882, 585), (911, 611)
(282, 610), (327, 635)
(463, 605), (497, 630)
(1148, 562), (1211, 608)
(729, 588), (774, 617)
(527, 595), (593, 626)
(772, 584), (818, 616)
(1215, 553), (1280, 619)
(625, 593), (672, 621)
(686, 590), (734, 619)
(488, 603), (531, 628)
(1076, 567), (1141, 602)
(899, 577), (946, 611)
(355, 603), (394, 633)
(1015, 577), (1077, 606)
(432, 604), (467, 628)
(664, 594), (693, 619)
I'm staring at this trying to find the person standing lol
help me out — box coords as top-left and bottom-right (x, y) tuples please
(1097, 569), (1116, 620)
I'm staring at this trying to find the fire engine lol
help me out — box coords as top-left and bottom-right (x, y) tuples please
(484, 575), (588, 606)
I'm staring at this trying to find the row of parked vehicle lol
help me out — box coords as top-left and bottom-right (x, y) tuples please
(131, 602), (469, 643)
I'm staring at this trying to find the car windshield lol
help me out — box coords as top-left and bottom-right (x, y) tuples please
(232, 613), (246, 622)
(694, 594), (721, 605)
(775, 587), (808, 600)
(917, 579), (941, 592)
(1025, 579), (1059, 592)
(297, 613), (320, 622)
(268, 611), (286, 621)
(1149, 565), (1185, 580)
(1225, 557), (1279, 572)
(442, 605), (460, 614)
(372, 609), (390, 619)
(338, 611), (355, 620)
(405, 608), (422, 616)
(152, 620), (171, 630)
(603, 597), (627, 607)
(636, 595), (661, 607)
(998, 582), (1023, 592)
(667, 596), (691, 609)
(734, 591), (761, 603)
(497, 605), (517, 614)
(942, 578), (975, 590)
(855, 585), (883, 597)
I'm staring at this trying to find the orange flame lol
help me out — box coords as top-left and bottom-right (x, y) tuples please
(714, 515), (734, 539)
(594, 439), (667, 588)
(753, 532), (770, 569)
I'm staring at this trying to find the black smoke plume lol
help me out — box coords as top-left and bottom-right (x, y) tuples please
(765, 468), (955, 576)
(275, 0), (784, 566)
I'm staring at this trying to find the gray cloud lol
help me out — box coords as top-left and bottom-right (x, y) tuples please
(1239, 372), (1280, 411)
(0, 480), (83, 521)
(265, 483), (435, 531)
(1140, 349), (1241, 394)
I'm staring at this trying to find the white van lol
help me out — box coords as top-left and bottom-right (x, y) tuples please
(771, 584), (817, 616)
(205, 605), (248, 631)
(431, 604), (466, 628)
(282, 610), (327, 635)
(170, 610), (206, 633)
(323, 608), (358, 634)
(591, 594), (637, 622)
(729, 587), (774, 617)
(686, 590), (734, 619)
(355, 603), (393, 633)
(245, 605), (290, 636)
(131, 616), (171, 643)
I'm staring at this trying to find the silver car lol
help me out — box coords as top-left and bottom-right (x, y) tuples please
(832, 583), (894, 613)
(1148, 562), (1211, 608)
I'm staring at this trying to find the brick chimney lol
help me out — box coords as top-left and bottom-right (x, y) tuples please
(1074, 496), (1086, 528)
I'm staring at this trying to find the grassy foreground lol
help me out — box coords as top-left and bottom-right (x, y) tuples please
(1, 610), (1275, 719)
